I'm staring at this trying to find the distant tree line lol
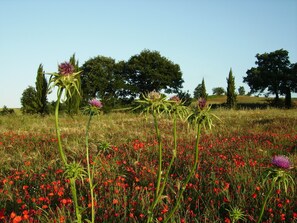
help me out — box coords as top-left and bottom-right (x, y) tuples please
(20, 48), (297, 114)
(21, 50), (184, 114)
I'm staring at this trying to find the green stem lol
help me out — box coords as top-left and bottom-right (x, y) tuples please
(55, 88), (67, 166)
(164, 123), (202, 223)
(257, 180), (276, 223)
(86, 113), (95, 223)
(151, 114), (177, 211)
(70, 178), (82, 223)
(147, 112), (163, 223)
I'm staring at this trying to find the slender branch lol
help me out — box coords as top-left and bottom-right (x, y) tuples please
(86, 113), (95, 223)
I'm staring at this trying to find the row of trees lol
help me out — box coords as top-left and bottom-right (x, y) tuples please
(20, 48), (297, 114)
(244, 49), (297, 108)
(193, 69), (237, 108)
(21, 50), (184, 114)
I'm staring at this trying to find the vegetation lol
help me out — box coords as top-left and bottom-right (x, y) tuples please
(0, 108), (296, 222)
(212, 87), (226, 96)
(193, 78), (207, 100)
(244, 49), (297, 108)
(226, 68), (237, 109)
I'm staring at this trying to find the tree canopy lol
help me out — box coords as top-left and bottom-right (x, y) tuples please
(126, 49), (184, 96)
(244, 49), (296, 107)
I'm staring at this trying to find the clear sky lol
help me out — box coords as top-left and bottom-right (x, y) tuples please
(1, 0), (297, 108)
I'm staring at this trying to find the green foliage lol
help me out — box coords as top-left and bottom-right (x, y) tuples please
(126, 49), (184, 96)
(35, 64), (49, 114)
(244, 49), (296, 108)
(226, 68), (237, 109)
(0, 106), (15, 115)
(20, 86), (38, 114)
(66, 54), (82, 114)
(193, 78), (207, 99)
(81, 56), (126, 111)
(238, 86), (245, 95)
(212, 87), (226, 96)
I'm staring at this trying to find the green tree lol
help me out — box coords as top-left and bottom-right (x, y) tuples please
(238, 86), (245, 95)
(21, 86), (38, 114)
(226, 68), (237, 109)
(193, 78), (207, 99)
(66, 54), (81, 114)
(244, 49), (295, 108)
(126, 49), (184, 96)
(81, 56), (126, 110)
(35, 64), (48, 114)
(212, 87), (226, 96)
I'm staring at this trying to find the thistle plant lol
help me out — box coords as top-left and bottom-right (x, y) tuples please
(135, 91), (174, 222)
(164, 97), (215, 222)
(47, 62), (84, 223)
(227, 206), (246, 223)
(83, 98), (103, 223)
(257, 155), (294, 223)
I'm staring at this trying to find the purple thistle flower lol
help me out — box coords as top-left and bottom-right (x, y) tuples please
(271, 155), (291, 169)
(198, 98), (207, 110)
(58, 62), (74, 76)
(89, 99), (103, 108)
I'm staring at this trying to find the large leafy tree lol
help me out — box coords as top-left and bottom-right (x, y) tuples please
(126, 49), (184, 96)
(35, 64), (48, 114)
(80, 56), (127, 109)
(226, 68), (237, 109)
(244, 49), (295, 107)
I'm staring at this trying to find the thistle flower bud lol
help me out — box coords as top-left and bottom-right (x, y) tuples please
(170, 95), (181, 104)
(58, 62), (74, 76)
(89, 99), (103, 108)
(148, 91), (161, 101)
(272, 155), (292, 169)
(198, 98), (206, 110)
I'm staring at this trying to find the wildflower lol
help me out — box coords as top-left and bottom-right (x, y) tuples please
(198, 97), (206, 110)
(147, 91), (161, 101)
(271, 155), (292, 169)
(169, 95), (181, 104)
(89, 99), (103, 108)
(58, 62), (74, 76)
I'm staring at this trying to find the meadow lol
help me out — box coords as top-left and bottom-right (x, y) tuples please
(0, 108), (296, 222)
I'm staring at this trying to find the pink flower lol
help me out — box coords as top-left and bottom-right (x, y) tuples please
(271, 155), (291, 169)
(198, 98), (206, 110)
(89, 99), (103, 108)
(58, 62), (74, 76)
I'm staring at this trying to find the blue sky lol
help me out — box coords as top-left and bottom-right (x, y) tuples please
(1, 0), (297, 108)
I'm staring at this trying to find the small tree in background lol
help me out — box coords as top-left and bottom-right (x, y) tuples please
(238, 86), (245, 95)
(226, 68), (237, 108)
(21, 86), (38, 114)
(35, 64), (48, 114)
(193, 78), (207, 99)
(212, 87), (226, 96)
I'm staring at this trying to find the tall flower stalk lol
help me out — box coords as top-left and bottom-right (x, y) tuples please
(164, 97), (215, 222)
(84, 99), (103, 223)
(48, 61), (83, 223)
(135, 92), (194, 223)
(257, 155), (294, 223)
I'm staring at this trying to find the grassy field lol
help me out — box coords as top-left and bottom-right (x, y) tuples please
(0, 108), (296, 222)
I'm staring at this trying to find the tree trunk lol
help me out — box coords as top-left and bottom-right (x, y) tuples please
(285, 87), (292, 108)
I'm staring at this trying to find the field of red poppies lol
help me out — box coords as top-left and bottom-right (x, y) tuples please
(0, 109), (296, 222)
